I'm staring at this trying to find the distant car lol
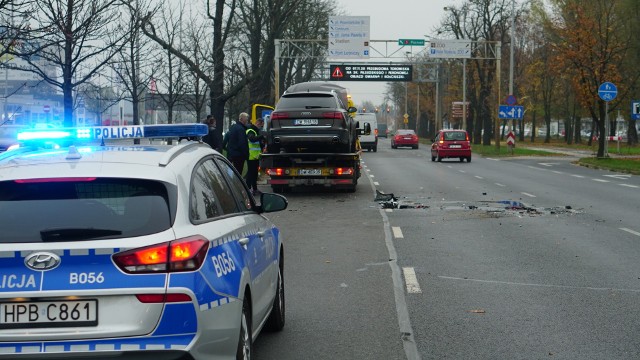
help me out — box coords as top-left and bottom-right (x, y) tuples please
(377, 123), (388, 138)
(431, 129), (472, 162)
(391, 129), (419, 149)
(0, 125), (26, 152)
(0, 124), (288, 360)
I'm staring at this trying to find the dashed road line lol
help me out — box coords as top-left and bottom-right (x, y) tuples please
(521, 192), (536, 198)
(571, 174), (585, 178)
(403, 267), (422, 294)
(552, 170), (563, 174)
(620, 184), (639, 188)
(495, 183), (506, 187)
(592, 179), (609, 183)
(620, 228), (640, 237)
(374, 181), (380, 186)
(392, 226), (404, 239)
(475, 176), (484, 179)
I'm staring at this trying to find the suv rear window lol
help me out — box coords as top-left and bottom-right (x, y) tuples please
(276, 93), (340, 110)
(0, 178), (171, 243)
(443, 132), (467, 141)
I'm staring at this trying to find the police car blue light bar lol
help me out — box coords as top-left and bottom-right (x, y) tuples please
(17, 124), (209, 142)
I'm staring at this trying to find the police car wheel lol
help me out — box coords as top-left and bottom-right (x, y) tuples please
(265, 264), (285, 331)
(236, 297), (252, 360)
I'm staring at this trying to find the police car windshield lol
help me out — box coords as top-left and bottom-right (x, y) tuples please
(0, 178), (172, 243)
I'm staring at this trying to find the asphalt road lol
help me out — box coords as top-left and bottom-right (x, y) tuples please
(254, 138), (640, 359)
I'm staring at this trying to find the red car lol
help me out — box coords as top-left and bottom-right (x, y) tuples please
(431, 129), (472, 162)
(391, 129), (419, 149)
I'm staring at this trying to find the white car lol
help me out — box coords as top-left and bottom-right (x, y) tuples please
(0, 124), (287, 359)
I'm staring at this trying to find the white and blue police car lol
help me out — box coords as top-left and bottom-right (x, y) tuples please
(0, 124), (287, 360)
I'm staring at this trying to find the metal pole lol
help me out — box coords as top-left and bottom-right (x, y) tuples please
(436, 62), (441, 133)
(274, 40), (281, 104)
(604, 101), (609, 157)
(462, 58), (467, 130)
(404, 81), (408, 129)
(495, 43), (501, 150)
(509, 0), (515, 97)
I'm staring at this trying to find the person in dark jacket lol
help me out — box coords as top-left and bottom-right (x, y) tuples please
(203, 115), (223, 152)
(222, 112), (249, 173)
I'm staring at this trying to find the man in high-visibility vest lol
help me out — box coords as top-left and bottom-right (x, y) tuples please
(245, 117), (265, 196)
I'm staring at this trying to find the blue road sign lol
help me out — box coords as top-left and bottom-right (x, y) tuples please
(505, 95), (517, 106)
(498, 105), (524, 119)
(632, 100), (640, 120)
(598, 82), (617, 102)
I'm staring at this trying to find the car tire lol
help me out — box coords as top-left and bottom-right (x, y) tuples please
(437, 154), (442, 162)
(459, 157), (464, 162)
(265, 261), (285, 332)
(467, 156), (472, 162)
(431, 155), (436, 162)
(373, 146), (377, 152)
(236, 296), (252, 360)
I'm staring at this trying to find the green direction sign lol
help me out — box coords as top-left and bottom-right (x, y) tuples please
(398, 39), (425, 46)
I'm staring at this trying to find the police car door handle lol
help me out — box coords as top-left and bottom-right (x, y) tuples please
(239, 237), (250, 246)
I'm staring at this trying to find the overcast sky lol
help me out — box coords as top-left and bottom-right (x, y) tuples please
(331, 0), (457, 106)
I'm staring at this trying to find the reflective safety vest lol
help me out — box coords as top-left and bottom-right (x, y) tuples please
(246, 128), (262, 160)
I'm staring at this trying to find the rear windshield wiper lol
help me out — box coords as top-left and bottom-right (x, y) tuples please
(40, 228), (123, 242)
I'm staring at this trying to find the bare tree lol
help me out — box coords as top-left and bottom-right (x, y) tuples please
(114, 0), (160, 133)
(13, 0), (127, 127)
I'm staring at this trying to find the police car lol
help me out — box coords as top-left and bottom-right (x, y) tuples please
(0, 124), (287, 360)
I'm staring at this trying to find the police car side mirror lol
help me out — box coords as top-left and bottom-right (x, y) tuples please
(257, 193), (288, 214)
(348, 106), (358, 113)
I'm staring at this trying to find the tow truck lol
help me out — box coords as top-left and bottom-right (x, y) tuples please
(256, 83), (370, 193)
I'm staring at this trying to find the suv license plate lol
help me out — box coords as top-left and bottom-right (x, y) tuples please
(0, 300), (98, 329)
(294, 119), (318, 125)
(449, 144), (461, 148)
(299, 169), (321, 176)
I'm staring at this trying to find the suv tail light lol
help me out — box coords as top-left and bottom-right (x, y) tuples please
(113, 236), (209, 274)
(271, 112), (289, 120)
(374, 129), (379, 136)
(322, 112), (344, 119)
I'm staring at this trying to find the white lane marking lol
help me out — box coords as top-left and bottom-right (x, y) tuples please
(392, 226), (404, 239)
(552, 170), (563, 174)
(486, 157), (500, 161)
(571, 174), (585, 178)
(369, 174), (375, 178)
(521, 192), (536, 198)
(495, 183), (506, 187)
(438, 275), (640, 293)
(528, 166), (546, 170)
(621, 228), (640, 236)
(385, 209), (393, 212)
(403, 267), (423, 294)
(538, 162), (560, 167)
(459, 170), (466, 173)
(620, 184), (639, 188)
(374, 182), (380, 186)
(604, 174), (631, 179)
(592, 179), (609, 183)
(475, 176), (483, 179)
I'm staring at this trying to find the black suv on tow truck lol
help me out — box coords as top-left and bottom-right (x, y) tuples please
(266, 82), (358, 154)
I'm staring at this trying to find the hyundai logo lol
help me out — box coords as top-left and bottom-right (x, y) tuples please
(24, 252), (61, 271)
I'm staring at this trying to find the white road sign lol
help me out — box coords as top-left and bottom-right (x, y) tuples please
(428, 39), (471, 59)
(328, 16), (370, 59)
